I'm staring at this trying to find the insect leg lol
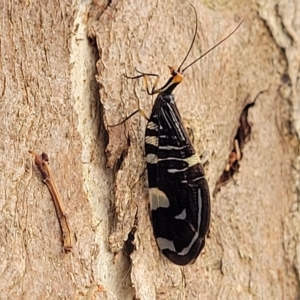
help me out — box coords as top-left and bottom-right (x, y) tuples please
(108, 73), (150, 127)
(108, 109), (145, 127)
(110, 69), (162, 127)
(93, 0), (114, 19)
(125, 69), (161, 95)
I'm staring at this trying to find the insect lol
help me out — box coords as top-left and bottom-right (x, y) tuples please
(116, 5), (242, 265)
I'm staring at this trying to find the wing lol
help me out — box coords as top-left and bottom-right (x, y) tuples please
(146, 93), (210, 265)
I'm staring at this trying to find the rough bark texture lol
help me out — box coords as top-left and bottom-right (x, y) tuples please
(1, 0), (300, 299)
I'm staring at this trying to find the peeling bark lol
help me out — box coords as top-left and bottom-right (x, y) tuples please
(1, 0), (300, 299)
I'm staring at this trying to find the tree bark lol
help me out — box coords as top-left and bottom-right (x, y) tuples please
(1, 0), (300, 299)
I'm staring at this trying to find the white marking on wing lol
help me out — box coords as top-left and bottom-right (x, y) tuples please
(147, 121), (159, 131)
(159, 145), (187, 150)
(185, 154), (200, 167)
(156, 237), (176, 252)
(177, 188), (202, 256)
(175, 209), (186, 220)
(146, 153), (158, 164)
(149, 188), (170, 210)
(145, 135), (158, 147)
(158, 157), (185, 162)
(192, 176), (205, 182)
(167, 167), (189, 173)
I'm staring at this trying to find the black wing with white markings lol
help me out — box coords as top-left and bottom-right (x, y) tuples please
(146, 93), (211, 265)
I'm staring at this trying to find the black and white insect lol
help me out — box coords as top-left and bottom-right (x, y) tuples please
(118, 5), (242, 265)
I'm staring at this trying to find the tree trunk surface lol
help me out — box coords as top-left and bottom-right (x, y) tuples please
(1, 0), (300, 299)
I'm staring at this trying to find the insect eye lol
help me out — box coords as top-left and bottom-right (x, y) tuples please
(171, 70), (178, 77)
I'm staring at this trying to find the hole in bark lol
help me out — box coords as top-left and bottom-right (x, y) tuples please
(123, 210), (138, 257)
(214, 90), (268, 195)
(113, 147), (128, 173)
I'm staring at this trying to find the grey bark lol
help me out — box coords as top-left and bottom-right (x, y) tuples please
(1, 0), (300, 299)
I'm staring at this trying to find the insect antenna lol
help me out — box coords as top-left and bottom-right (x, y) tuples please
(182, 19), (243, 72)
(177, 4), (198, 72)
